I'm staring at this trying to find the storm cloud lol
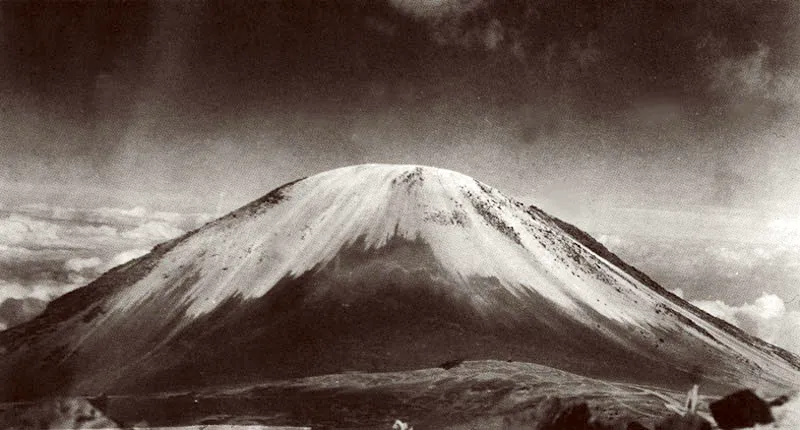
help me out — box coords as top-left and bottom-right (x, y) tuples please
(1, 1), (799, 218)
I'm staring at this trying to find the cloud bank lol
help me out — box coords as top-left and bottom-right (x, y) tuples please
(0, 204), (210, 331)
(600, 230), (800, 355)
(595, 212), (800, 312)
(693, 293), (800, 356)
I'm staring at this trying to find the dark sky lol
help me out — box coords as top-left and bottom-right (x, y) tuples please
(2, 0), (800, 346)
(1, 0), (799, 224)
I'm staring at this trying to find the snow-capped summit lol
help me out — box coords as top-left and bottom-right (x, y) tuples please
(110, 164), (652, 321)
(1, 164), (799, 399)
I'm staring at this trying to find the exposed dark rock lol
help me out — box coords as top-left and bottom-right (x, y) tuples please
(532, 397), (592, 430)
(627, 421), (650, 430)
(768, 394), (790, 407)
(501, 396), (593, 429)
(439, 359), (464, 370)
(87, 393), (109, 414)
(586, 419), (618, 430)
(655, 413), (711, 430)
(709, 389), (773, 429)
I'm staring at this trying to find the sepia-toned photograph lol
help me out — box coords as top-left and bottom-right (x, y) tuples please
(1, 1), (799, 428)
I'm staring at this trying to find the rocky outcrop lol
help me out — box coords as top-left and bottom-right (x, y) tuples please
(709, 390), (773, 429)
(500, 396), (629, 430)
(440, 359), (465, 370)
(531, 397), (592, 430)
(768, 394), (790, 407)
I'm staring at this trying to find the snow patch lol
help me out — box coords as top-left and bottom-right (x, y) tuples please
(64, 257), (103, 273)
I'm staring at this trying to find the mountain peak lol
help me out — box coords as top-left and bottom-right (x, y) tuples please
(2, 164), (799, 399)
(110, 163), (618, 320)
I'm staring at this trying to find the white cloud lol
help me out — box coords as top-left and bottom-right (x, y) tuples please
(0, 244), (36, 259)
(70, 224), (119, 238)
(0, 246), (151, 332)
(0, 205), (204, 265)
(768, 217), (800, 245)
(16, 203), (213, 231)
(591, 232), (800, 314)
(103, 248), (149, 271)
(0, 215), (59, 245)
(64, 256), (103, 273)
(0, 217), (29, 244)
(90, 205), (205, 228)
(693, 293), (800, 355)
(0, 214), (118, 250)
(598, 233), (800, 356)
(596, 233), (624, 250)
(0, 203), (208, 331)
(120, 221), (183, 241)
(0, 279), (83, 303)
(93, 205), (149, 220)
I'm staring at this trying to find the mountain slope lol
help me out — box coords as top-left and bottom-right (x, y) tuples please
(1, 164), (799, 400)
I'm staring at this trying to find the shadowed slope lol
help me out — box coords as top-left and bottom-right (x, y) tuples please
(106, 236), (722, 395)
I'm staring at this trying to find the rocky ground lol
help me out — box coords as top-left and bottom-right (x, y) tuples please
(3, 360), (794, 429)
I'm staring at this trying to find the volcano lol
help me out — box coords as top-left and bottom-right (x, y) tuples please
(2, 164), (799, 400)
